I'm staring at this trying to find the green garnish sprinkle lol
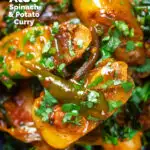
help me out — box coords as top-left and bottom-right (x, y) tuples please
(126, 41), (135, 52)
(88, 76), (103, 88)
(16, 50), (24, 58)
(36, 89), (58, 122)
(108, 100), (123, 112)
(121, 81), (133, 92)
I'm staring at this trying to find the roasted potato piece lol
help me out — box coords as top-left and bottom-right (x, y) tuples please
(73, 0), (145, 65)
(114, 46), (145, 65)
(0, 21), (91, 78)
(32, 97), (99, 149)
(85, 58), (133, 108)
(0, 82), (41, 142)
(73, 0), (142, 38)
(28, 68), (102, 149)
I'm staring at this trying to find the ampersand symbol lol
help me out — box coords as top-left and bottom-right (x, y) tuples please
(8, 12), (14, 17)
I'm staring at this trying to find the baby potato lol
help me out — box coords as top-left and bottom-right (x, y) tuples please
(114, 46), (145, 65)
(73, 0), (142, 39)
(73, 0), (145, 65)
(0, 21), (91, 78)
(32, 96), (99, 149)
(85, 58), (133, 115)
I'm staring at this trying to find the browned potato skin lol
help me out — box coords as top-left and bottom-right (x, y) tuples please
(114, 46), (145, 65)
(0, 22), (91, 77)
(73, 0), (145, 65)
(0, 82), (41, 143)
(32, 59), (133, 149)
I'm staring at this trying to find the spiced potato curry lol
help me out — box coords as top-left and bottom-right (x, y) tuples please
(0, 0), (149, 150)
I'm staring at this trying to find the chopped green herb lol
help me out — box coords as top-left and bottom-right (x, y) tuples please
(26, 53), (34, 60)
(36, 88), (58, 122)
(29, 35), (36, 44)
(77, 40), (83, 49)
(80, 91), (100, 109)
(129, 28), (135, 37)
(131, 81), (150, 103)
(114, 21), (130, 36)
(135, 42), (143, 47)
(101, 80), (114, 89)
(62, 103), (80, 112)
(57, 63), (66, 74)
(39, 57), (55, 70)
(88, 76), (103, 88)
(81, 101), (94, 109)
(113, 80), (122, 86)
(23, 29), (43, 46)
(102, 35), (110, 42)
(62, 103), (81, 125)
(68, 40), (75, 57)
(43, 89), (58, 106)
(73, 83), (82, 90)
(52, 22), (59, 34)
(16, 50), (24, 58)
(49, 47), (57, 56)
(108, 100), (123, 112)
(83, 145), (92, 150)
(102, 36), (121, 53)
(8, 46), (16, 53)
(0, 64), (9, 77)
(0, 56), (4, 65)
(121, 81), (133, 92)
(63, 111), (81, 125)
(1, 78), (15, 89)
(54, 0), (70, 12)
(101, 49), (112, 59)
(87, 91), (100, 104)
(42, 40), (51, 54)
(35, 30), (44, 37)
(101, 29), (121, 59)
(70, 18), (80, 24)
(126, 41), (135, 52)
(102, 114), (138, 145)
(122, 127), (137, 140)
(23, 31), (34, 45)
